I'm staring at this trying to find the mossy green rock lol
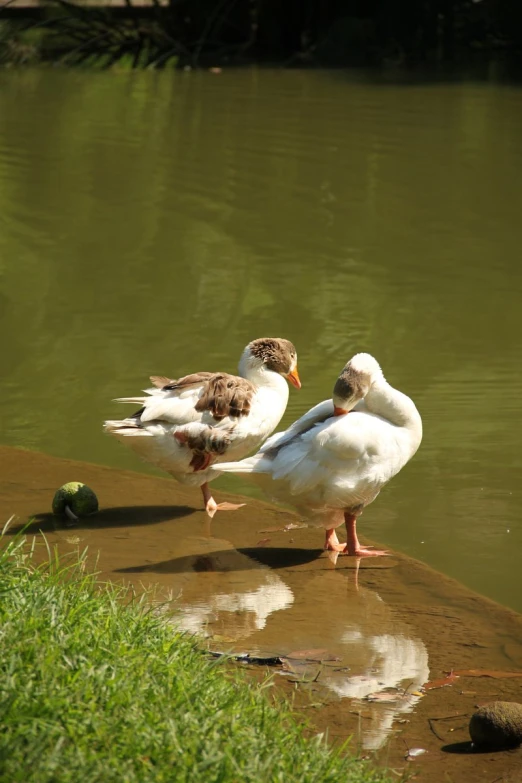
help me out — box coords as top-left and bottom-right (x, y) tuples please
(52, 482), (98, 517)
(469, 701), (522, 750)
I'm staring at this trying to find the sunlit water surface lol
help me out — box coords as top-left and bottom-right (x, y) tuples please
(1, 67), (521, 611)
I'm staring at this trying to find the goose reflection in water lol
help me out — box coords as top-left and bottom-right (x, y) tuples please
(128, 540), (428, 751)
(325, 622), (429, 750)
(182, 560), (427, 751)
(175, 569), (294, 638)
(269, 563), (429, 751)
(133, 535), (295, 641)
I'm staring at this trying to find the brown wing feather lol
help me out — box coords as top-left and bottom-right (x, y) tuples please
(149, 375), (173, 389)
(174, 425), (234, 472)
(148, 371), (255, 421)
(195, 373), (255, 421)
(151, 372), (215, 392)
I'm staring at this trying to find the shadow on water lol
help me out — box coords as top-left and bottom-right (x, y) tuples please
(5, 505), (196, 535)
(241, 546), (329, 569)
(441, 741), (474, 754)
(240, 547), (397, 572)
(440, 741), (514, 755)
(116, 547), (322, 575)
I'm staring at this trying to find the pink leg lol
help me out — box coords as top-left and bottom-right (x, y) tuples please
(343, 512), (389, 557)
(324, 528), (347, 552)
(201, 483), (246, 519)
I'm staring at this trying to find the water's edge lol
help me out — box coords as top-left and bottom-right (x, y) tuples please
(2, 444), (522, 782)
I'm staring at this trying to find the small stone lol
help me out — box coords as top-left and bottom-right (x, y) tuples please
(406, 747), (426, 759)
(469, 701), (522, 750)
(52, 482), (99, 518)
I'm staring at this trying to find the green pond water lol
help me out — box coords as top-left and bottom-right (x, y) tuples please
(1, 67), (521, 612)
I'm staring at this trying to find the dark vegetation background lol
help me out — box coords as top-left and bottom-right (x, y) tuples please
(1, 1), (522, 73)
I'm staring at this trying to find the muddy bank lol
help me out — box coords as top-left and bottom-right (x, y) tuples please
(1, 444), (521, 783)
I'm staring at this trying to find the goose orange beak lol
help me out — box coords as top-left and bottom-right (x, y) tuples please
(333, 406), (349, 416)
(287, 367), (301, 389)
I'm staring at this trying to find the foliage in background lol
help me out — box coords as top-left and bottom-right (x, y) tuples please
(0, 0), (521, 69)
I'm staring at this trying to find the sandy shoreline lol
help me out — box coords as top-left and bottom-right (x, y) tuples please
(1, 444), (521, 782)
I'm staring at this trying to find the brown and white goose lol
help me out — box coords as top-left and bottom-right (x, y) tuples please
(103, 338), (300, 517)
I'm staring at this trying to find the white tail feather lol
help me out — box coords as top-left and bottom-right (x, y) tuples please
(103, 419), (152, 436)
(213, 455), (270, 474)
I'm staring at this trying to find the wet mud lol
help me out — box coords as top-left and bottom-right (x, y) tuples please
(1, 445), (521, 783)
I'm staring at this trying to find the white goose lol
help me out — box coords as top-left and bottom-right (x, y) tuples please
(104, 338), (301, 517)
(215, 353), (422, 555)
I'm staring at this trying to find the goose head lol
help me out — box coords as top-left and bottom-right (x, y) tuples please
(239, 338), (301, 389)
(332, 352), (383, 415)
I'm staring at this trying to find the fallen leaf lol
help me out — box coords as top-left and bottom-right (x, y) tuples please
(286, 648), (340, 662)
(241, 655), (282, 666)
(256, 538), (271, 546)
(286, 667), (322, 684)
(424, 672), (460, 690)
(452, 669), (522, 679)
(281, 659), (310, 673)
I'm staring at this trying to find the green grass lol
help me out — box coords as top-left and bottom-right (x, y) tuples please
(0, 530), (392, 783)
